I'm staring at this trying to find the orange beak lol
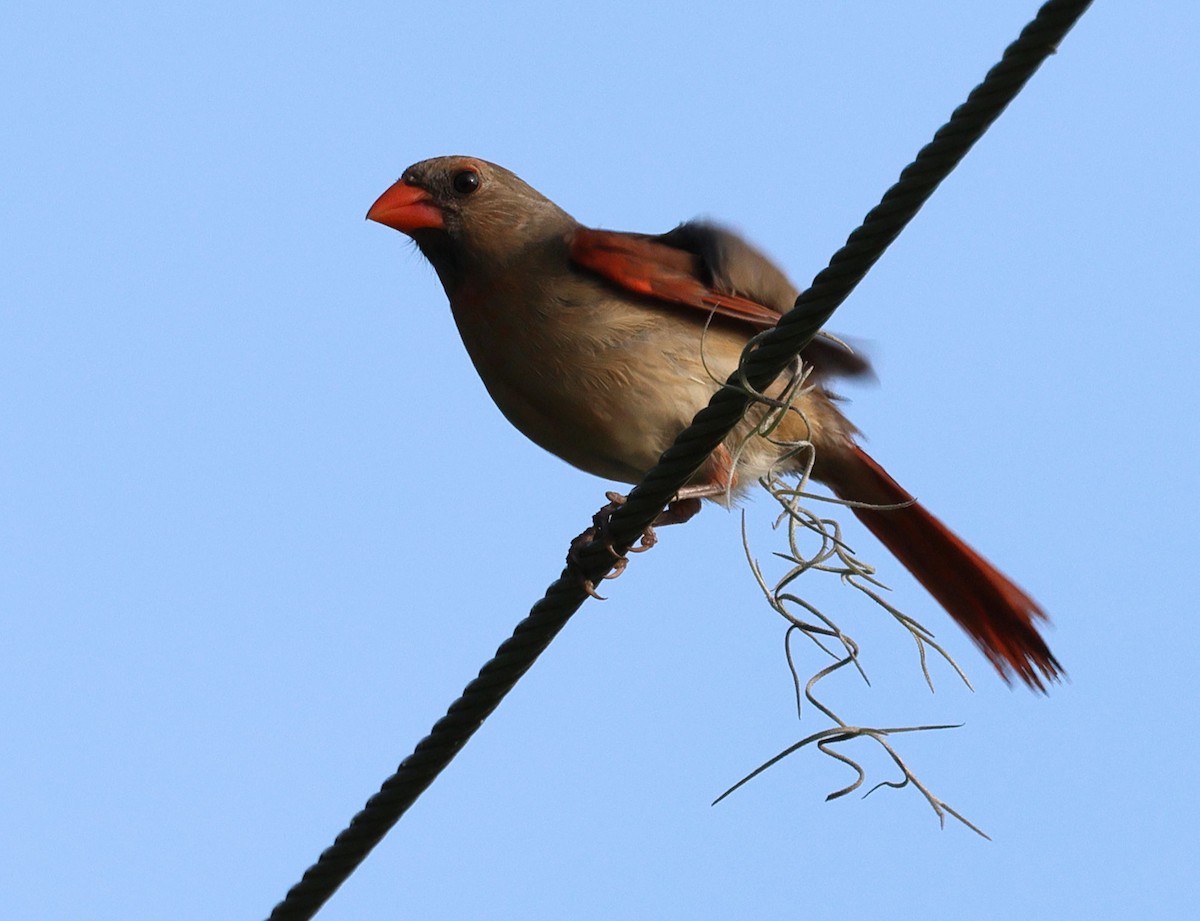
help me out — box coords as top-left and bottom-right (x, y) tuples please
(366, 180), (444, 233)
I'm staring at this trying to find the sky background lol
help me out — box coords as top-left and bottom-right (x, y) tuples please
(4, 3), (1198, 919)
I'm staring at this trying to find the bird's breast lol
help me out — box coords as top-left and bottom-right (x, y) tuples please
(447, 277), (738, 483)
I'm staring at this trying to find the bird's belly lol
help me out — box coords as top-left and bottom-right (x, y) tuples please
(454, 298), (733, 484)
(483, 340), (720, 484)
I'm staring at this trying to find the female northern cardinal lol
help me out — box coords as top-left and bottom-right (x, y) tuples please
(368, 155), (1061, 690)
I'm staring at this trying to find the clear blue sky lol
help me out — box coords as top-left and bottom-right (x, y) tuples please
(4, 3), (1198, 919)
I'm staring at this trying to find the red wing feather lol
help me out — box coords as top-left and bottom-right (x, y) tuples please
(569, 228), (781, 330)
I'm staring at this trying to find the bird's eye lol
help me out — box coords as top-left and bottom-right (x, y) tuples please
(451, 169), (481, 195)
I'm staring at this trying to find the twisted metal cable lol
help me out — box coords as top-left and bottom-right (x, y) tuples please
(266, 2), (1092, 917)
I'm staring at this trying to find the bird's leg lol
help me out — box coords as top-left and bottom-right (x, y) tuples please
(644, 443), (738, 533)
(664, 443), (738, 520)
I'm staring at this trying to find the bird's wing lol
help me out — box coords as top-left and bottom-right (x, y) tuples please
(569, 227), (781, 330)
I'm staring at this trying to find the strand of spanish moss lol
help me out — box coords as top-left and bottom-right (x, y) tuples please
(265, 2), (1092, 917)
(723, 472), (985, 836)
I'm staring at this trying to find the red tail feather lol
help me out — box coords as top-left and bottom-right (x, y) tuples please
(822, 445), (1061, 690)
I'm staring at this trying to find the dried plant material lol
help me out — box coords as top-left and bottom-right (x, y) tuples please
(716, 355), (987, 837)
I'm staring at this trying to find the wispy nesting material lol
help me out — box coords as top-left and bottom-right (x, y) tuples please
(715, 356), (988, 837)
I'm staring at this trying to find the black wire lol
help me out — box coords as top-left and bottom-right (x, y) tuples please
(265, 2), (1093, 917)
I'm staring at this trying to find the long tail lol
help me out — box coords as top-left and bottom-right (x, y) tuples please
(820, 444), (1061, 691)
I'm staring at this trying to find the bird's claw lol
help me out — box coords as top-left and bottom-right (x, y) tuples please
(603, 492), (658, 554)
(568, 493), (632, 599)
(567, 491), (699, 598)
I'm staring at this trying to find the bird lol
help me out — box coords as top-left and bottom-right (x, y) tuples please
(367, 155), (1061, 690)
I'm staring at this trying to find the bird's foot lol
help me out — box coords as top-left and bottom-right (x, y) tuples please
(567, 492), (703, 599)
(568, 492), (636, 599)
